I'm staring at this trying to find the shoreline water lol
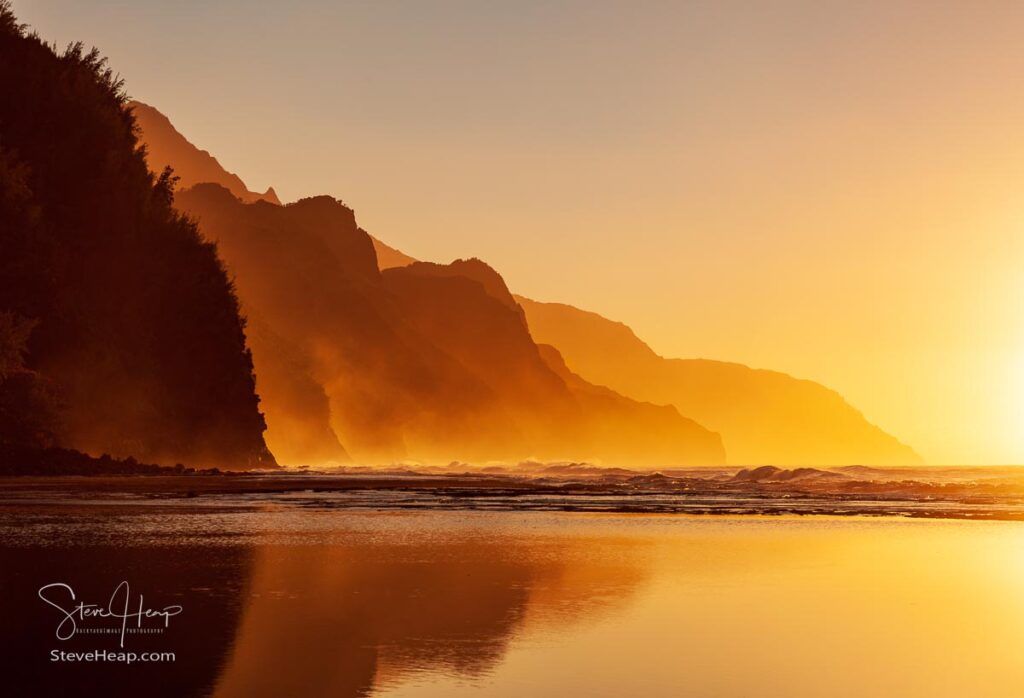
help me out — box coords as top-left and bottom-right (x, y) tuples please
(3, 469), (1024, 521)
(2, 506), (1024, 697)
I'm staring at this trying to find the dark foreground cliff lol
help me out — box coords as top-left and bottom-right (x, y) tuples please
(0, 5), (274, 469)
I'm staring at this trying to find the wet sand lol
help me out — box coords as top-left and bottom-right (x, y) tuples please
(2, 504), (1024, 697)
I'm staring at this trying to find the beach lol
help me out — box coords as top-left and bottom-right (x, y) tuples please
(3, 483), (1024, 696)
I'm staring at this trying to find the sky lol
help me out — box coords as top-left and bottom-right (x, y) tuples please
(14, 0), (1024, 464)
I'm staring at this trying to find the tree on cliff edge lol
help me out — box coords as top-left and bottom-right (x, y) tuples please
(0, 2), (274, 468)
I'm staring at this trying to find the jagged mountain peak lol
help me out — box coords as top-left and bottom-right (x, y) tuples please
(129, 100), (279, 205)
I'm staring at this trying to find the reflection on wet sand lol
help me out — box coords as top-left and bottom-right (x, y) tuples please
(0, 508), (650, 698)
(4, 507), (1024, 697)
(0, 545), (253, 698)
(213, 534), (648, 698)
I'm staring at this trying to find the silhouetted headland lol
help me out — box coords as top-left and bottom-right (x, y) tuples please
(0, 6), (274, 470)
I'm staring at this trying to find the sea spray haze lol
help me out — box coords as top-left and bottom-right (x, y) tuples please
(175, 183), (724, 466)
(132, 100), (918, 468)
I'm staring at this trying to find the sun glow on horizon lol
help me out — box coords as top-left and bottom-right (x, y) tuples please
(1008, 353), (1024, 462)
(13, 0), (1024, 464)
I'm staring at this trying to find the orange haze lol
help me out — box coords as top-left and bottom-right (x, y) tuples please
(19, 1), (1024, 463)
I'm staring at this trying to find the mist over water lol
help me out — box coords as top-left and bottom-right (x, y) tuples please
(2, 4), (1024, 697)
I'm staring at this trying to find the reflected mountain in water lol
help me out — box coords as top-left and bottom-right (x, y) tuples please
(0, 507), (647, 698)
(214, 540), (645, 698)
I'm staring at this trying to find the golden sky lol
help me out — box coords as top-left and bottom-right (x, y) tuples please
(18, 1), (1024, 463)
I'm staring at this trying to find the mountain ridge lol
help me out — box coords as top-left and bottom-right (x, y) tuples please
(129, 100), (919, 467)
(130, 100), (281, 205)
(176, 182), (724, 466)
(515, 296), (921, 466)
